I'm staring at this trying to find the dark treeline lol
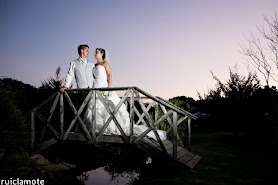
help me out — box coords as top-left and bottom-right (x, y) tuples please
(0, 76), (62, 155)
(170, 66), (278, 140)
(1, 64), (277, 155)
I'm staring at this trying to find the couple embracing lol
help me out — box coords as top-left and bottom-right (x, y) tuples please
(60, 45), (166, 140)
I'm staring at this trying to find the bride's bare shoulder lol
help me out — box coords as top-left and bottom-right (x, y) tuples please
(103, 61), (111, 67)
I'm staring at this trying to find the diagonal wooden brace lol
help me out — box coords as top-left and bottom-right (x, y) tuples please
(136, 101), (155, 125)
(134, 106), (148, 126)
(34, 110), (60, 139)
(133, 89), (168, 154)
(133, 109), (173, 143)
(63, 91), (92, 140)
(95, 90), (131, 143)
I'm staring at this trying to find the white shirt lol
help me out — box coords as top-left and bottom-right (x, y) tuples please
(64, 57), (94, 88)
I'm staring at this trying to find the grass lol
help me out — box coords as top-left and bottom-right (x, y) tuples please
(135, 131), (278, 185)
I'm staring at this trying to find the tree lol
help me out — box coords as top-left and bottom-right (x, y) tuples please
(240, 12), (278, 86)
(240, 12), (278, 125)
(39, 66), (63, 91)
(198, 65), (260, 101)
(197, 66), (261, 134)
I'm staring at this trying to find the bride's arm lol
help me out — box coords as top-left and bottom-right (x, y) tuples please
(104, 62), (112, 87)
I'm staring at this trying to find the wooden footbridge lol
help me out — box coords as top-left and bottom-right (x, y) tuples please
(31, 87), (201, 169)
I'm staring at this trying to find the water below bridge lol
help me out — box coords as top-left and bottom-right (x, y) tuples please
(41, 141), (186, 185)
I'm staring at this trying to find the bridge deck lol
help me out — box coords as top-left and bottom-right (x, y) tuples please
(138, 137), (201, 169)
(56, 133), (201, 169)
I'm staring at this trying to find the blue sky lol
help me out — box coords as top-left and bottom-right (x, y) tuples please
(1, 0), (277, 99)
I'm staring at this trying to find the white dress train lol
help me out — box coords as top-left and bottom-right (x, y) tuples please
(84, 64), (166, 141)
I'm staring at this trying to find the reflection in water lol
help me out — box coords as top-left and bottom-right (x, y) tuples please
(77, 155), (152, 185)
(77, 166), (140, 185)
(145, 156), (152, 164)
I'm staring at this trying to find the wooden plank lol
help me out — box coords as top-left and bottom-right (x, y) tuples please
(67, 132), (87, 141)
(167, 145), (183, 156)
(136, 140), (161, 154)
(137, 137), (201, 168)
(186, 155), (202, 169)
(142, 138), (160, 149)
(165, 145), (173, 154)
(163, 140), (172, 149)
(177, 148), (189, 159)
(178, 152), (195, 164)
(162, 139), (172, 145)
(99, 135), (125, 143)
(67, 133), (125, 143)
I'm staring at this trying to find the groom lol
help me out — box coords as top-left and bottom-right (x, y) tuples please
(60, 45), (95, 133)
(60, 44), (95, 92)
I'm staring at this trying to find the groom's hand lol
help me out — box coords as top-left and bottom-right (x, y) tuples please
(60, 87), (68, 92)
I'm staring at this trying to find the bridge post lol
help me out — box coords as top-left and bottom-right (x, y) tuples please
(91, 90), (96, 141)
(188, 117), (192, 151)
(60, 93), (64, 139)
(173, 112), (178, 160)
(31, 110), (35, 155)
(155, 103), (158, 122)
(129, 89), (134, 142)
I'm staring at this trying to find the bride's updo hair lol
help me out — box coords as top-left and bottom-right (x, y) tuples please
(96, 48), (105, 60)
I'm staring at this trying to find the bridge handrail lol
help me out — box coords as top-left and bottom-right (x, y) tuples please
(65, 86), (197, 120)
(31, 86), (196, 160)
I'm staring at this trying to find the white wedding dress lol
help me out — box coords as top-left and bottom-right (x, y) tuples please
(84, 64), (167, 141)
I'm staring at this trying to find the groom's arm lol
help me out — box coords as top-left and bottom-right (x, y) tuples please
(60, 62), (75, 92)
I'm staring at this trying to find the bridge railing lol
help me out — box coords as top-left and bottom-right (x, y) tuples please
(31, 86), (197, 160)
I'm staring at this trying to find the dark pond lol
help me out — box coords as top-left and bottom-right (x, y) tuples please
(41, 141), (182, 185)
(77, 166), (140, 185)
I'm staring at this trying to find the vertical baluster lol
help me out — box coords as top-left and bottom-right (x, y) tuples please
(155, 103), (158, 122)
(91, 90), (96, 141)
(173, 112), (178, 160)
(129, 90), (134, 142)
(188, 117), (191, 151)
(31, 110), (35, 155)
(60, 93), (64, 139)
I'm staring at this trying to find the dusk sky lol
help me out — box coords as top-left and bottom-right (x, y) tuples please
(1, 0), (277, 100)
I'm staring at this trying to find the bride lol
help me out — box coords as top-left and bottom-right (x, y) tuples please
(84, 48), (166, 141)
